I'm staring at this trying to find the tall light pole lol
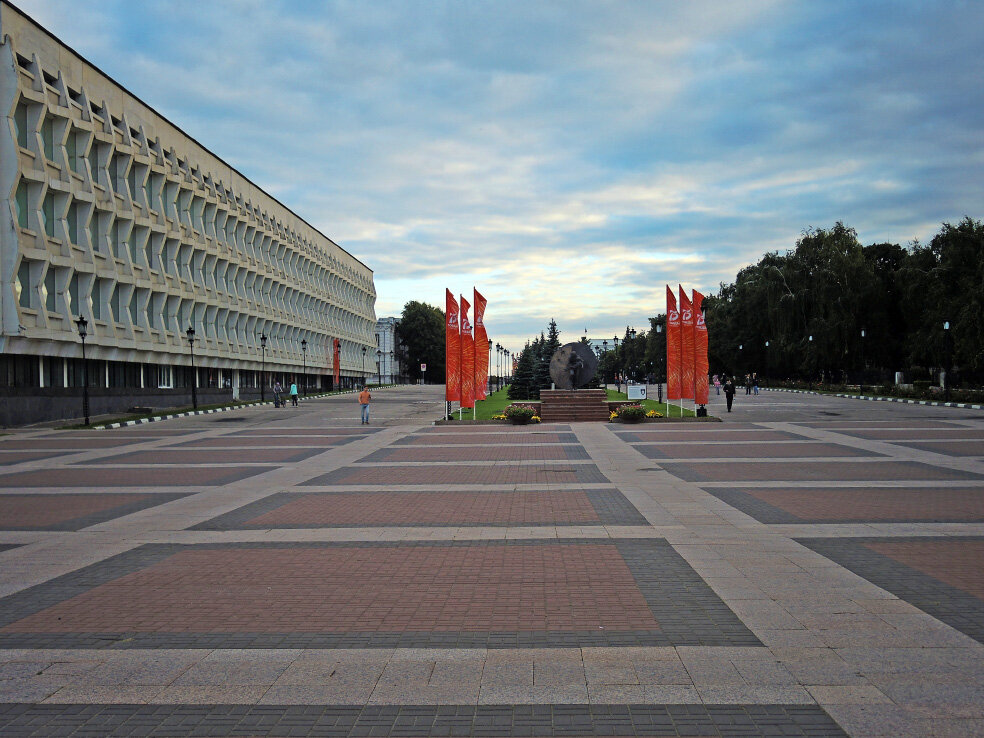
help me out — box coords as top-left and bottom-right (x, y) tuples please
(186, 326), (198, 410)
(613, 335), (620, 393)
(859, 329), (865, 395)
(655, 324), (663, 404)
(301, 338), (308, 396)
(943, 321), (952, 402)
(361, 346), (367, 385)
(376, 348), (382, 384)
(260, 333), (267, 401)
(75, 315), (90, 426)
(807, 335), (813, 391)
(764, 340), (770, 389)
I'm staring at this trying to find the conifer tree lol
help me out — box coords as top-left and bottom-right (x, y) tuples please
(508, 342), (535, 400)
(534, 319), (561, 394)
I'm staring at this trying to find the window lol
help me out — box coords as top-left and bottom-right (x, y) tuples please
(15, 181), (29, 228)
(43, 268), (56, 312)
(40, 116), (54, 161)
(89, 211), (102, 252)
(68, 272), (80, 317)
(87, 143), (99, 183)
(145, 236), (154, 269)
(14, 101), (29, 149)
(110, 284), (123, 323)
(128, 291), (138, 324)
(41, 192), (56, 237)
(127, 226), (139, 262)
(17, 261), (33, 308)
(157, 365), (173, 389)
(90, 279), (103, 320)
(66, 200), (80, 245)
(112, 220), (127, 259)
(66, 129), (85, 174)
(44, 357), (65, 388)
(127, 165), (138, 201)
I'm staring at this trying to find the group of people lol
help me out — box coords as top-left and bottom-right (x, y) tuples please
(271, 380), (374, 424)
(711, 372), (760, 412)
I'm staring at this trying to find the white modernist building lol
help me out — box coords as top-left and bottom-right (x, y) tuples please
(0, 1), (377, 423)
(374, 316), (401, 384)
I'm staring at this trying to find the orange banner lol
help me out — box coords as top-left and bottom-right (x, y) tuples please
(473, 289), (488, 401)
(445, 289), (460, 402)
(460, 295), (474, 409)
(694, 290), (709, 405)
(666, 286), (681, 400)
(680, 286), (695, 400)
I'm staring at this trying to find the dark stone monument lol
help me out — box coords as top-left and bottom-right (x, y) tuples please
(549, 342), (599, 390)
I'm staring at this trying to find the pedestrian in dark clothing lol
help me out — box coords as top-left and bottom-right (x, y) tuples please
(724, 376), (736, 412)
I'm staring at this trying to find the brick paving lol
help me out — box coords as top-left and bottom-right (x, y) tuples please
(797, 537), (984, 644)
(703, 486), (984, 523)
(0, 451), (70, 466)
(659, 459), (983, 483)
(0, 703), (849, 737)
(0, 493), (188, 530)
(635, 441), (880, 460)
(0, 465), (275, 487)
(1, 386), (983, 736)
(303, 463), (609, 486)
(361, 445), (589, 462)
(195, 489), (648, 528)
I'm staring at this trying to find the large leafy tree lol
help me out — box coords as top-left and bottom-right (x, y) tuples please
(394, 300), (445, 383)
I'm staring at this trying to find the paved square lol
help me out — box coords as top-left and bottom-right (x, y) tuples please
(0, 493), (189, 530)
(616, 429), (809, 442)
(659, 460), (983, 483)
(635, 442), (880, 460)
(168, 435), (360, 448)
(0, 540), (758, 649)
(0, 466), (275, 488)
(889, 439), (984, 457)
(303, 464), (610, 486)
(78, 448), (325, 465)
(194, 488), (648, 528)
(798, 537), (984, 645)
(360, 445), (590, 462)
(397, 431), (579, 445)
(0, 451), (72, 466)
(703, 486), (984, 523)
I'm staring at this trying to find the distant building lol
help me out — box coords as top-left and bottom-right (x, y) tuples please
(0, 1), (377, 424)
(374, 317), (401, 384)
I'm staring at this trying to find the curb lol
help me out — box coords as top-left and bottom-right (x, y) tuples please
(93, 389), (366, 430)
(765, 387), (983, 410)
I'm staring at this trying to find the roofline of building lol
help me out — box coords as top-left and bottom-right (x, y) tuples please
(1, 0), (373, 274)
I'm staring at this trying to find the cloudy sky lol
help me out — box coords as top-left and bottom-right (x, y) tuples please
(21, 0), (984, 351)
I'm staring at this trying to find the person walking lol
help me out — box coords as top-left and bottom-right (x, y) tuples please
(713, 374), (721, 395)
(752, 373), (759, 395)
(289, 380), (299, 407)
(724, 375), (736, 413)
(358, 385), (372, 424)
(273, 381), (283, 408)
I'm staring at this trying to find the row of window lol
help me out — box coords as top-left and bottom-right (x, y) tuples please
(12, 93), (373, 301)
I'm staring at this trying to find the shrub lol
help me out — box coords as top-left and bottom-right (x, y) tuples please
(504, 404), (537, 423)
(614, 404), (646, 422)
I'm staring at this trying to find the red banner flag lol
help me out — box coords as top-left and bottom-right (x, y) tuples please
(332, 338), (341, 388)
(473, 289), (489, 401)
(680, 285), (695, 400)
(460, 295), (474, 409)
(666, 286), (681, 400)
(693, 290), (709, 405)
(445, 289), (460, 402)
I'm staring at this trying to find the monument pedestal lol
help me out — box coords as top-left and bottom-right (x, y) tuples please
(539, 389), (610, 423)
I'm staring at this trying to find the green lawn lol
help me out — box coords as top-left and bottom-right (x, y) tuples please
(449, 385), (515, 420)
(606, 388), (695, 417)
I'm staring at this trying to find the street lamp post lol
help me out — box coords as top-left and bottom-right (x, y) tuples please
(807, 335), (814, 391)
(186, 327), (198, 410)
(389, 351), (394, 384)
(75, 315), (90, 426)
(859, 329), (865, 395)
(377, 349), (382, 385)
(613, 335), (620, 393)
(943, 321), (952, 402)
(361, 346), (367, 385)
(260, 333), (267, 402)
(764, 340), (769, 389)
(655, 324), (663, 404)
(301, 339), (308, 396)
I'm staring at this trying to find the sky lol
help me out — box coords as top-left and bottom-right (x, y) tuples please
(18, 0), (984, 352)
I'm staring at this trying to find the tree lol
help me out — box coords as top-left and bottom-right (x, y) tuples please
(508, 342), (536, 400)
(533, 319), (561, 393)
(394, 301), (445, 383)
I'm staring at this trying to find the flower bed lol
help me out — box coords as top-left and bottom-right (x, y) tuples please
(504, 403), (541, 424)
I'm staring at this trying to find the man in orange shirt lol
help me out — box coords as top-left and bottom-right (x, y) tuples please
(358, 386), (372, 424)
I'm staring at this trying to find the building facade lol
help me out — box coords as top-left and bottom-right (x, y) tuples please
(0, 2), (377, 425)
(374, 316), (402, 384)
